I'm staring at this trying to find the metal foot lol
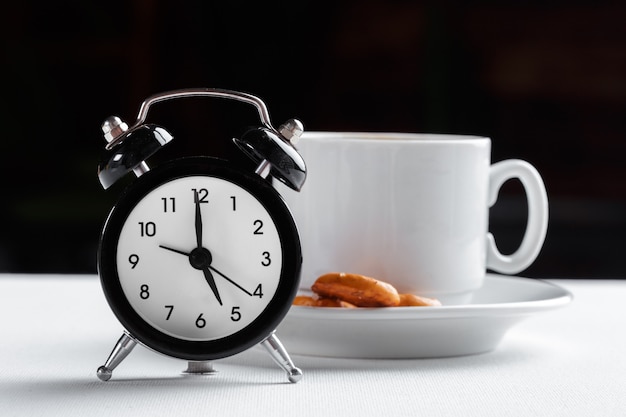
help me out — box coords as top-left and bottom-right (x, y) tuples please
(97, 332), (137, 381)
(261, 332), (302, 383)
(182, 361), (217, 375)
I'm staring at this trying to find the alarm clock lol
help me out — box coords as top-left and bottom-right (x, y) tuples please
(95, 89), (306, 383)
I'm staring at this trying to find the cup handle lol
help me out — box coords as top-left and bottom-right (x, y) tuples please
(486, 159), (548, 274)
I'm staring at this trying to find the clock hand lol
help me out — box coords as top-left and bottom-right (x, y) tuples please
(209, 265), (253, 297)
(191, 191), (222, 305)
(159, 245), (190, 257)
(202, 267), (223, 306)
(160, 245), (224, 306)
(194, 190), (203, 248)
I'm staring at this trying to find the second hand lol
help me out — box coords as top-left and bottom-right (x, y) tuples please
(159, 245), (189, 256)
(158, 245), (253, 297)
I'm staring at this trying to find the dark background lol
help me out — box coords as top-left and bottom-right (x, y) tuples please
(1, 1), (625, 278)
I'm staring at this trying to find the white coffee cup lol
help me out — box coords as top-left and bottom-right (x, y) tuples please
(278, 132), (548, 304)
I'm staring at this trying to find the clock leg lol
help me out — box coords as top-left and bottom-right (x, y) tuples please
(182, 361), (217, 375)
(96, 332), (137, 381)
(261, 332), (303, 383)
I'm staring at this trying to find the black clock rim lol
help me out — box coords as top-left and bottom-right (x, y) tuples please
(98, 156), (302, 361)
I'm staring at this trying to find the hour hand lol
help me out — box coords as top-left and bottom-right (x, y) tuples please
(160, 245), (223, 306)
(202, 268), (223, 306)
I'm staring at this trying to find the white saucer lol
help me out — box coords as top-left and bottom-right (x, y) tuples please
(276, 274), (572, 359)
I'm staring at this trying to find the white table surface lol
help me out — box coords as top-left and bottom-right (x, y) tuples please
(0, 274), (624, 417)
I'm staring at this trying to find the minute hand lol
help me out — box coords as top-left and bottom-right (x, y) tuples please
(194, 190), (203, 248)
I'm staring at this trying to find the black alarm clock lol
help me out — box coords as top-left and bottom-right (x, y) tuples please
(95, 89), (306, 383)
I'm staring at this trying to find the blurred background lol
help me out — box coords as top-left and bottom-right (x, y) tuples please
(1, 0), (624, 278)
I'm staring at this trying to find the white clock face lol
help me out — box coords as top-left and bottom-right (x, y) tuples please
(115, 175), (283, 341)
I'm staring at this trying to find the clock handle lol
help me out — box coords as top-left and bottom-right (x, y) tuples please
(99, 88), (307, 191)
(105, 88), (273, 150)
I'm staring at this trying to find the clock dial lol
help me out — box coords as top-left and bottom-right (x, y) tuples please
(99, 157), (301, 360)
(116, 175), (282, 341)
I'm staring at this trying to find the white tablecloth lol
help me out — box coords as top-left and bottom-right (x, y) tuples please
(0, 274), (624, 416)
